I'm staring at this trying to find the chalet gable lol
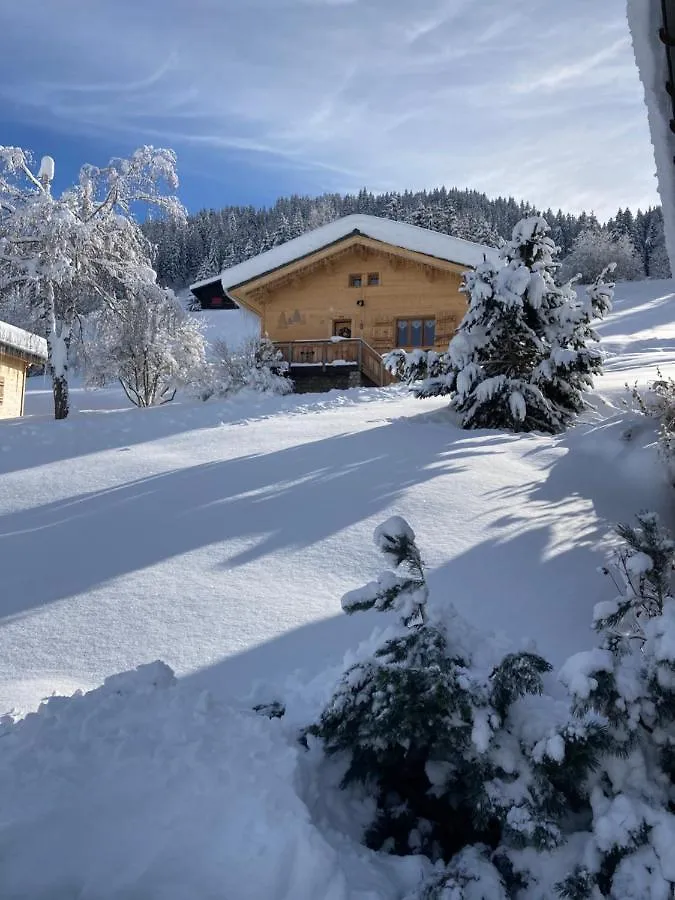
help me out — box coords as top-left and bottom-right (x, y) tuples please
(189, 214), (497, 310)
(240, 234), (468, 305)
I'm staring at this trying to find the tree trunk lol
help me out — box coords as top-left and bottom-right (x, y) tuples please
(44, 282), (72, 420)
(52, 372), (70, 420)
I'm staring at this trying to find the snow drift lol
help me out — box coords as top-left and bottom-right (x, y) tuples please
(0, 661), (424, 900)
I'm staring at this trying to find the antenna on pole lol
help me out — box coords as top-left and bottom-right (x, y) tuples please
(38, 155), (55, 192)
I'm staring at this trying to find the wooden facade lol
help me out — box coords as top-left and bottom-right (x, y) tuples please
(227, 235), (468, 354)
(0, 323), (48, 419)
(0, 351), (28, 419)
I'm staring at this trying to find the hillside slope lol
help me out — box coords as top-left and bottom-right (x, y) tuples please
(0, 280), (671, 717)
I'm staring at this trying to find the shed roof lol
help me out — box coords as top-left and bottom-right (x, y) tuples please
(190, 214), (498, 294)
(0, 320), (48, 364)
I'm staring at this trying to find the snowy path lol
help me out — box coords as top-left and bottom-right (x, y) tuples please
(0, 280), (672, 715)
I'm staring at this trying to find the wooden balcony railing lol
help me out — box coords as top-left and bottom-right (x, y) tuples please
(273, 338), (396, 388)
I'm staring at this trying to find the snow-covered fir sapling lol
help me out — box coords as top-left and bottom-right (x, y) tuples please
(309, 516), (608, 890)
(387, 217), (613, 435)
(341, 516), (428, 626)
(406, 845), (510, 900)
(558, 513), (675, 899)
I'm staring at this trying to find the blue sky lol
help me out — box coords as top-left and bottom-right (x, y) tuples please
(0, 0), (660, 219)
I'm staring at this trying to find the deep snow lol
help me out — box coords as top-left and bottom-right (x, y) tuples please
(0, 279), (672, 717)
(0, 279), (674, 899)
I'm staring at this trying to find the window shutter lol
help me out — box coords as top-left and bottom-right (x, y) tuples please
(435, 312), (459, 343)
(371, 317), (395, 350)
(0, 376), (5, 406)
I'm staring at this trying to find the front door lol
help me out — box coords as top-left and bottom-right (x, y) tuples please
(333, 319), (352, 338)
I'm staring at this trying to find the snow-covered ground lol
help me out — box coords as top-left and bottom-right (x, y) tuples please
(0, 278), (673, 898)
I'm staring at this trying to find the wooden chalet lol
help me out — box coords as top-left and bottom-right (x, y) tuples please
(0, 321), (48, 418)
(189, 214), (497, 390)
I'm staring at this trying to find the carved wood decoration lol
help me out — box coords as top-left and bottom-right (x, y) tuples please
(234, 236), (470, 353)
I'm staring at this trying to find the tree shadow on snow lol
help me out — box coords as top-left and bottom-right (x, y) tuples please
(0, 416), (475, 619)
(0, 389), (405, 476)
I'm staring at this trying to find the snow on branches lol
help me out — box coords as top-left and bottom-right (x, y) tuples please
(0, 145), (184, 418)
(387, 216), (614, 434)
(557, 513), (675, 899)
(203, 336), (293, 399)
(85, 284), (206, 407)
(308, 516), (613, 894)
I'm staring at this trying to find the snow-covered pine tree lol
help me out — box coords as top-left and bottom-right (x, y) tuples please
(454, 211), (502, 248)
(558, 513), (675, 899)
(194, 240), (221, 281)
(272, 214), (294, 247)
(309, 516), (608, 883)
(383, 193), (404, 221)
(406, 203), (436, 231)
(290, 210), (306, 239)
(531, 262), (614, 430)
(387, 217), (612, 434)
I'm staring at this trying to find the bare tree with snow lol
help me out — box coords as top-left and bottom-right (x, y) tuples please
(85, 284), (206, 408)
(0, 146), (184, 419)
(559, 227), (641, 284)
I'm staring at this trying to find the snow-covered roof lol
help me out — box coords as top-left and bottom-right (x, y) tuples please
(0, 320), (48, 363)
(190, 214), (498, 294)
(627, 0), (675, 275)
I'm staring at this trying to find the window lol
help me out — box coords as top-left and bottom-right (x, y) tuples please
(396, 318), (436, 347)
(0, 376), (4, 406)
(348, 274), (362, 288)
(367, 272), (380, 286)
(333, 319), (352, 338)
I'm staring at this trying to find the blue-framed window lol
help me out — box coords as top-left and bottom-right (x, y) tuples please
(396, 318), (435, 347)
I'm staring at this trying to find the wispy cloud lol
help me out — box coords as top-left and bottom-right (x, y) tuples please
(512, 37), (632, 93)
(0, 0), (659, 218)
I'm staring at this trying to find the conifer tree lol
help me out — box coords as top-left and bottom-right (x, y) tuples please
(194, 240), (221, 281)
(309, 517), (606, 878)
(558, 514), (675, 899)
(387, 217), (613, 434)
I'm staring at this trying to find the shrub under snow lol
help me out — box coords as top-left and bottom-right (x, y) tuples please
(86, 284), (207, 406)
(203, 335), (293, 398)
(629, 368), (675, 484)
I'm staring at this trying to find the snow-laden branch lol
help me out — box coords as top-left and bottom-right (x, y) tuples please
(0, 144), (186, 418)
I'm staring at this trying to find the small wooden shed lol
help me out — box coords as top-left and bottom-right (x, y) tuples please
(0, 321), (48, 419)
